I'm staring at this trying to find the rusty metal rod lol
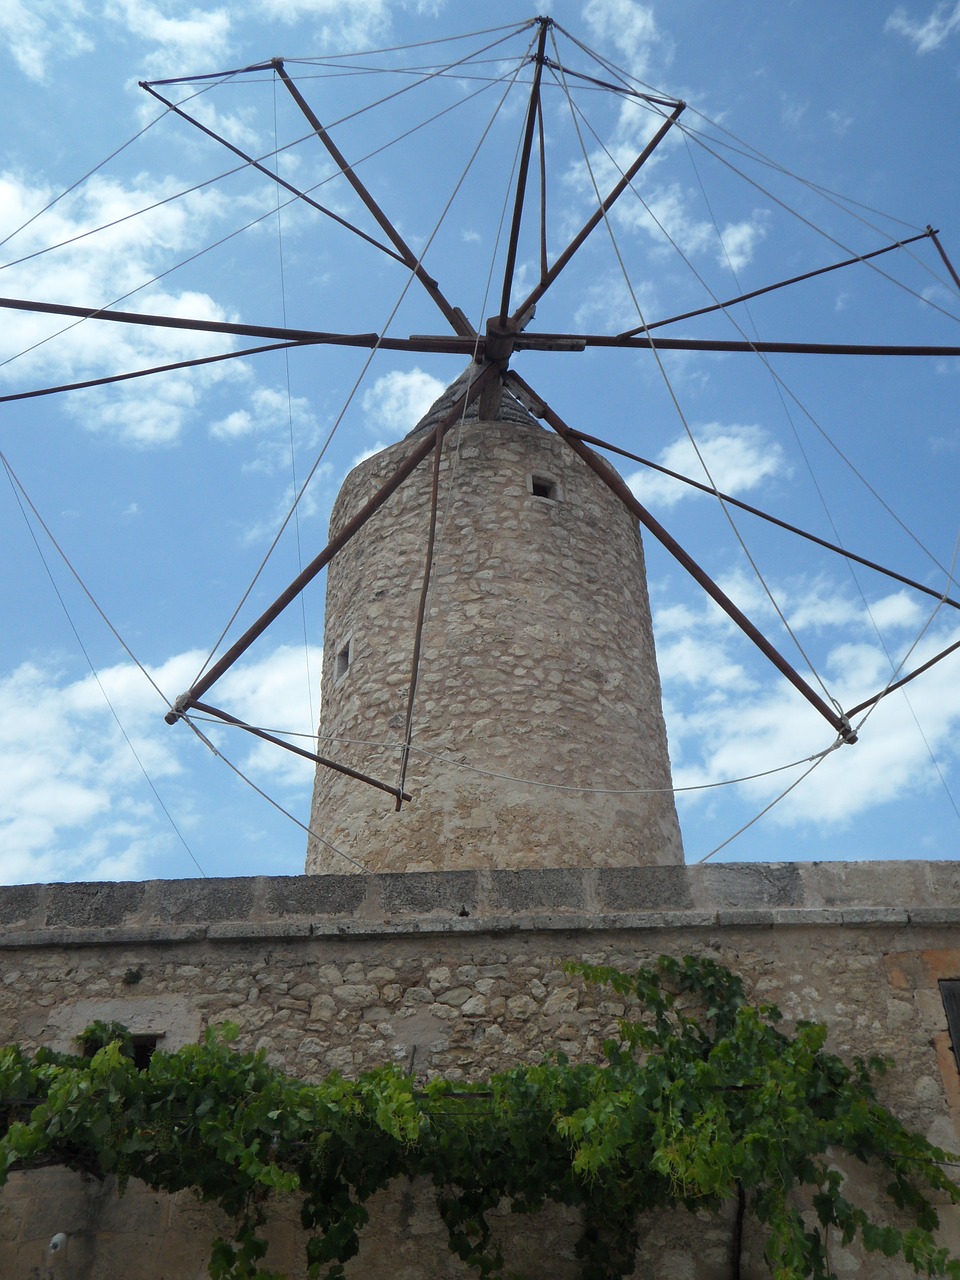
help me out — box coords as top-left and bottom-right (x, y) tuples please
(144, 61), (278, 87)
(274, 59), (476, 339)
(844, 635), (960, 720)
(0, 294), (381, 345)
(506, 370), (857, 743)
(164, 362), (497, 723)
(498, 17), (551, 325)
(928, 225), (960, 296)
(564, 426), (960, 614)
(516, 332), (960, 357)
(5, 296), (960, 360)
(0, 340), (312, 404)
(395, 413), (446, 808)
(537, 96), (548, 282)
(140, 81), (407, 265)
(191, 700), (411, 801)
(509, 101), (685, 326)
(618, 229), (937, 337)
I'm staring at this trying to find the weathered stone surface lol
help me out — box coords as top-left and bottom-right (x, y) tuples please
(44, 880), (146, 927)
(699, 862), (803, 907)
(378, 871), (479, 917)
(306, 410), (683, 873)
(596, 865), (692, 911)
(487, 868), (587, 912)
(260, 874), (367, 917)
(1, 901), (960, 1280)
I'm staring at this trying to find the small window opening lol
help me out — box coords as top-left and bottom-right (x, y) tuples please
(530, 474), (557, 500)
(80, 1028), (160, 1071)
(335, 639), (351, 680)
(131, 1035), (160, 1071)
(940, 980), (960, 1070)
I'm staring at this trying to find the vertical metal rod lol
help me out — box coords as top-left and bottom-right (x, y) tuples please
(395, 414), (446, 807)
(537, 100), (548, 282)
(497, 18), (551, 324)
(274, 60), (476, 339)
(508, 102), (685, 327)
(165, 365), (497, 721)
(506, 371), (856, 743)
(928, 226), (960, 295)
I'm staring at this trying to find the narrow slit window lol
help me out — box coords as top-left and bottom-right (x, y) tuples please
(336, 639), (351, 681)
(940, 979), (960, 1070)
(530, 474), (558, 501)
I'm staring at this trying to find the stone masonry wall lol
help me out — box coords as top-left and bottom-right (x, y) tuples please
(1, 863), (959, 1279)
(307, 409), (682, 874)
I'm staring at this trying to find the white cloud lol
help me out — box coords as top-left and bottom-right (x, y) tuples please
(583, 0), (664, 76)
(361, 367), (446, 438)
(717, 213), (768, 272)
(0, 642), (320, 883)
(886, 2), (960, 52)
(0, 171), (243, 444)
(0, 0), (92, 82)
(658, 568), (960, 840)
(563, 156), (768, 272)
(218, 643), (323, 780)
(628, 422), (787, 508)
(211, 385), (321, 464)
(253, 0), (391, 46)
(103, 0), (233, 78)
(573, 272), (659, 331)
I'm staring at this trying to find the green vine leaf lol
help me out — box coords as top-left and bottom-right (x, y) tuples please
(1, 955), (957, 1280)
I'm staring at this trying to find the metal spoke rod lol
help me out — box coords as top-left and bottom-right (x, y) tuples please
(190, 700), (410, 802)
(164, 362), (498, 723)
(506, 369), (858, 744)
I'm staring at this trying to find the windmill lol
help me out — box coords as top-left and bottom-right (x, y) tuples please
(2, 15), (959, 872)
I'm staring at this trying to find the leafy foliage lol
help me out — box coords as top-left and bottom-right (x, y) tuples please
(1, 955), (958, 1279)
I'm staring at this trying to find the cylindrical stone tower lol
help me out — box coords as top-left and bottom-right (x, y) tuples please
(306, 370), (682, 874)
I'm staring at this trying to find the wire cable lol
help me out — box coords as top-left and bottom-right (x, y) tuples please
(194, 717), (844, 798)
(0, 454), (207, 878)
(181, 714), (368, 873)
(696, 742), (842, 863)
(546, 36), (839, 712)
(0, 450), (172, 710)
(191, 54), (529, 688)
(272, 75), (316, 738)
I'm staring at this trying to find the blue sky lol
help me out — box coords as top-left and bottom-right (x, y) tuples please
(1, 0), (959, 883)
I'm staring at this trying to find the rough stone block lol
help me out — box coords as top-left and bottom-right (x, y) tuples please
(840, 907), (910, 925)
(260, 874), (367, 918)
(43, 881), (145, 928)
(149, 878), (256, 923)
(486, 869), (587, 913)
(377, 871), (479, 917)
(0, 884), (42, 926)
(595, 865), (692, 911)
(699, 863), (803, 908)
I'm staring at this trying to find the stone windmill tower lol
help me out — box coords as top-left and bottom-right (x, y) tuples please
(305, 367), (684, 874)
(152, 14), (917, 856)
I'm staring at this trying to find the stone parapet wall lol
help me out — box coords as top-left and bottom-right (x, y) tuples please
(1, 863), (959, 1278)
(2, 861), (958, 951)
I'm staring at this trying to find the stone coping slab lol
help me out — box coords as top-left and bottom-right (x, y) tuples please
(0, 862), (956, 947)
